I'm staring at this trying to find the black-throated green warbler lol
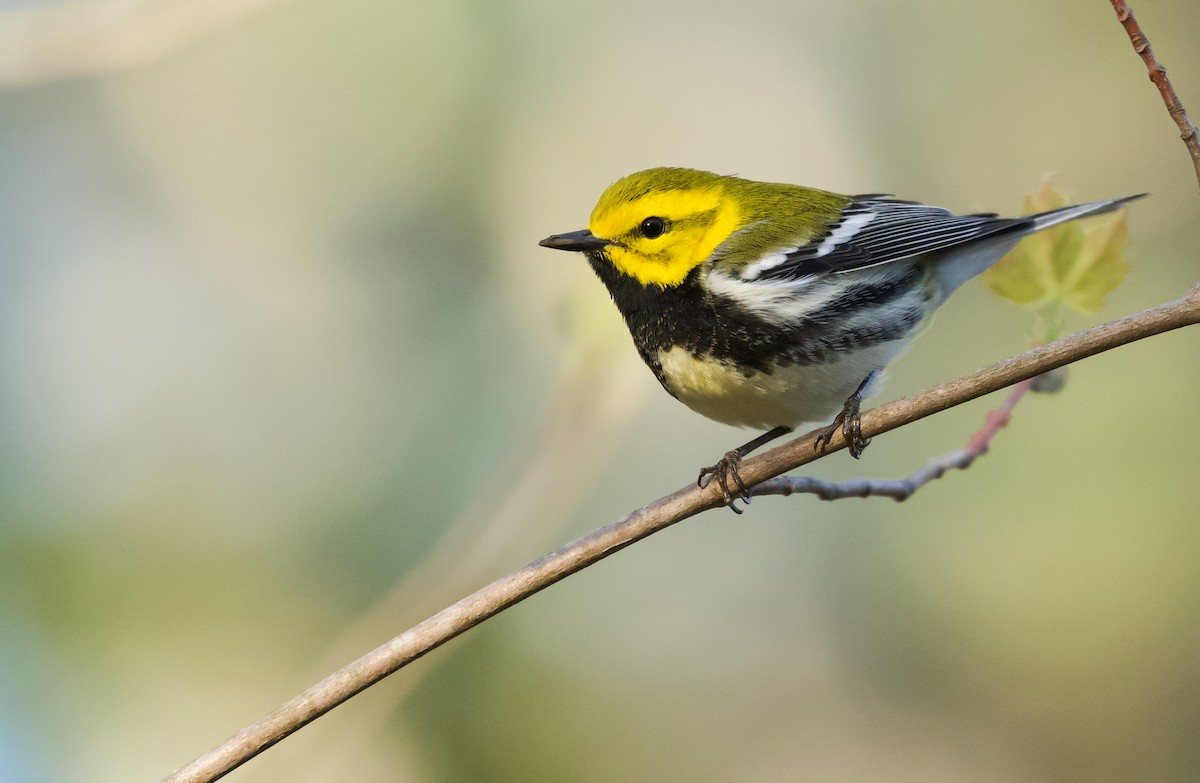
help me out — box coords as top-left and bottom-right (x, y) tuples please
(540, 168), (1141, 508)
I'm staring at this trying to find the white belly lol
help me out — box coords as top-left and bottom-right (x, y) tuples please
(657, 341), (908, 430)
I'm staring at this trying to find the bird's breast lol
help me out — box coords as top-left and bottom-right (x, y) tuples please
(656, 346), (892, 430)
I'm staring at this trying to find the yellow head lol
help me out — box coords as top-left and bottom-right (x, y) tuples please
(583, 168), (744, 287)
(541, 167), (847, 288)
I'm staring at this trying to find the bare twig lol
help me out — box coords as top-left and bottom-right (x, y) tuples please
(755, 377), (1037, 502)
(161, 284), (1200, 783)
(1110, 0), (1200, 190)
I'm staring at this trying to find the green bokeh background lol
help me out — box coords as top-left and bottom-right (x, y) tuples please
(1, 1), (1198, 781)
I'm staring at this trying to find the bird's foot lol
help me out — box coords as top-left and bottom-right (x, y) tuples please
(698, 449), (751, 514)
(814, 393), (871, 459)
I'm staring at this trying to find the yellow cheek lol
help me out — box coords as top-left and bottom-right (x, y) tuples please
(595, 198), (743, 288)
(691, 199), (742, 265)
(606, 231), (706, 287)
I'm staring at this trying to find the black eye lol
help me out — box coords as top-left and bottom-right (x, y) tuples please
(639, 217), (667, 239)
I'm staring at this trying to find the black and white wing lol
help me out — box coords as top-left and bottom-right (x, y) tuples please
(746, 198), (1030, 282)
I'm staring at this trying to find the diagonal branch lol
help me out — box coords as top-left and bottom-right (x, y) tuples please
(1109, 0), (1200, 190)
(161, 283), (1200, 783)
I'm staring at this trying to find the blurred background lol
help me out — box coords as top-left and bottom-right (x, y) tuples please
(1, 1), (1198, 780)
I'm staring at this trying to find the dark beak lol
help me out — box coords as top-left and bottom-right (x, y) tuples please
(538, 229), (611, 252)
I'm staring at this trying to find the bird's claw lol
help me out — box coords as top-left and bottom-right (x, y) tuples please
(698, 449), (751, 513)
(814, 395), (871, 459)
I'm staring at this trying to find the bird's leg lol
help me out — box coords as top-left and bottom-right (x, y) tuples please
(815, 369), (880, 459)
(698, 425), (792, 513)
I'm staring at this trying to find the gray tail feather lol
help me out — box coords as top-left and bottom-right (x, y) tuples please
(1030, 193), (1148, 231)
(933, 193), (1146, 301)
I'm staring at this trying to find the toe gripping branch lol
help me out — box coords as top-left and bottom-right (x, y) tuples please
(697, 449), (750, 513)
(815, 370), (879, 459)
(697, 425), (792, 513)
(698, 371), (881, 512)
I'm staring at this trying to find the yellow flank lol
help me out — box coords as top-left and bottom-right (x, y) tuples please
(588, 185), (744, 288)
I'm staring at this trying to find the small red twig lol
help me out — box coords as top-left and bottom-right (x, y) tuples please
(755, 377), (1038, 502)
(1110, 0), (1200, 191)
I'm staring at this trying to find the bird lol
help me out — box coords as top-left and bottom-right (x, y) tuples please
(539, 167), (1141, 510)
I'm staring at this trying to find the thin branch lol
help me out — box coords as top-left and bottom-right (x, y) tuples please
(161, 283), (1200, 783)
(1110, 0), (1200, 190)
(755, 376), (1038, 502)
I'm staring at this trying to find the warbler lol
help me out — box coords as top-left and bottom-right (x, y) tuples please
(540, 168), (1140, 508)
